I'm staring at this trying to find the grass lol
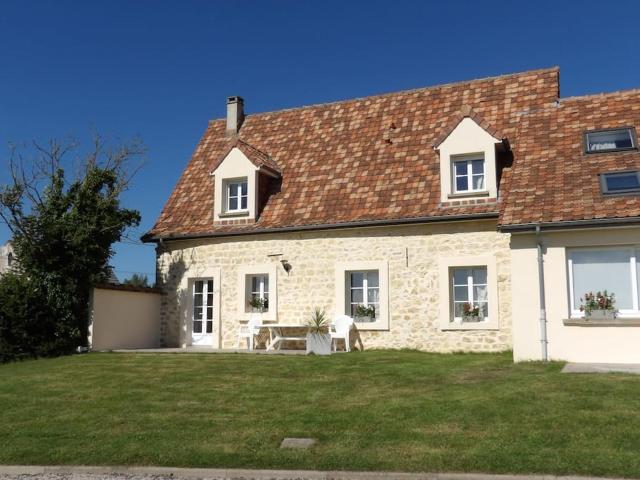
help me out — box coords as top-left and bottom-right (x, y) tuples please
(1, 351), (640, 477)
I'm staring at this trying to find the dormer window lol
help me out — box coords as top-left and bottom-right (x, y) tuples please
(225, 178), (248, 212)
(212, 142), (281, 223)
(434, 114), (502, 202)
(585, 128), (637, 154)
(452, 155), (485, 193)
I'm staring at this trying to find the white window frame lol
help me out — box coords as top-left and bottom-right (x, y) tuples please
(248, 274), (269, 312)
(224, 178), (248, 213)
(192, 278), (215, 336)
(567, 246), (640, 318)
(347, 270), (380, 320)
(451, 266), (489, 323)
(451, 154), (486, 194)
(439, 255), (499, 331)
(335, 260), (389, 330)
(237, 264), (278, 321)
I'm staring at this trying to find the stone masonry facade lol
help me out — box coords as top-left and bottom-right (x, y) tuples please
(156, 220), (512, 352)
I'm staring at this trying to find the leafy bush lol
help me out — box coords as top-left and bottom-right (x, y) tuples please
(0, 137), (142, 362)
(0, 273), (79, 363)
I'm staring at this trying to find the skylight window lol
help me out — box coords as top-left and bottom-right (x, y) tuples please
(585, 128), (637, 154)
(600, 171), (640, 195)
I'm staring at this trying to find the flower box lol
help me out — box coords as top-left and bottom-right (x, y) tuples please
(462, 315), (484, 323)
(585, 309), (616, 321)
(354, 315), (374, 323)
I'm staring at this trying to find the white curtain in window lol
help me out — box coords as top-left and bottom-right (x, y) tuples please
(571, 249), (633, 310)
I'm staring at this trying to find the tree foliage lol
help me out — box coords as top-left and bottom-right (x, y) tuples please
(0, 137), (143, 361)
(123, 273), (150, 288)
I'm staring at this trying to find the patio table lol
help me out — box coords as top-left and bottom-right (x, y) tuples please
(261, 324), (307, 351)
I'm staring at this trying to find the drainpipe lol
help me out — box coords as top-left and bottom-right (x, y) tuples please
(536, 224), (548, 361)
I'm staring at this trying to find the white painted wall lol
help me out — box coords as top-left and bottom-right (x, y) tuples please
(437, 117), (501, 202)
(89, 286), (161, 350)
(511, 227), (640, 363)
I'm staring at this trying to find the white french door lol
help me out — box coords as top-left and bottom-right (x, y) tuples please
(192, 279), (214, 346)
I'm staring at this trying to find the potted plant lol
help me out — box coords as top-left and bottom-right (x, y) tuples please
(249, 296), (267, 313)
(579, 290), (617, 320)
(353, 304), (376, 323)
(462, 303), (483, 322)
(306, 307), (332, 355)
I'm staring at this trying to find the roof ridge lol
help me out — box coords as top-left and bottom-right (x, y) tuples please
(208, 66), (560, 124)
(561, 86), (640, 103)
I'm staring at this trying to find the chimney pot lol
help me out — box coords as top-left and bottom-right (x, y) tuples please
(226, 96), (245, 136)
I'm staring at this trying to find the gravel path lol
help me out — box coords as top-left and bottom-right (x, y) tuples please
(0, 475), (191, 480)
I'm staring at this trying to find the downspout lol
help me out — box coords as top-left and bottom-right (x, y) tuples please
(535, 224), (548, 361)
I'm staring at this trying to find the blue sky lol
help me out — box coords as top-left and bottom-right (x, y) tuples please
(1, 0), (639, 282)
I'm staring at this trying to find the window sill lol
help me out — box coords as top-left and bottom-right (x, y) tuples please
(441, 320), (499, 331)
(219, 210), (250, 218)
(563, 318), (640, 327)
(447, 190), (490, 199)
(353, 321), (389, 331)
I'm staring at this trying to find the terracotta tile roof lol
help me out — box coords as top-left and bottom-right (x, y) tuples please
(211, 139), (282, 176)
(499, 89), (640, 228)
(146, 67), (561, 240)
(432, 105), (505, 148)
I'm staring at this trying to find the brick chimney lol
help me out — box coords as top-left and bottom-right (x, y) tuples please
(226, 96), (245, 136)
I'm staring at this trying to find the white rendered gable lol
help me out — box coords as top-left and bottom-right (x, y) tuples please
(212, 147), (259, 222)
(436, 117), (502, 202)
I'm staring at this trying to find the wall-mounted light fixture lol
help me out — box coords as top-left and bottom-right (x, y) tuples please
(280, 259), (292, 275)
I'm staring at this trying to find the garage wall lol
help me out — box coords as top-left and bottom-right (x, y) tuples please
(511, 226), (640, 364)
(89, 285), (161, 350)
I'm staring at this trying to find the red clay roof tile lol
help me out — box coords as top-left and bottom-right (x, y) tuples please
(145, 68), (578, 240)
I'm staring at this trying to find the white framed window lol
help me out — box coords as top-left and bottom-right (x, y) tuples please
(438, 255), (499, 331)
(347, 270), (380, 321)
(192, 279), (214, 335)
(247, 274), (269, 312)
(225, 178), (248, 212)
(451, 267), (488, 322)
(567, 247), (640, 318)
(452, 155), (485, 193)
(600, 171), (640, 195)
(585, 128), (637, 154)
(237, 264), (277, 321)
(335, 260), (389, 330)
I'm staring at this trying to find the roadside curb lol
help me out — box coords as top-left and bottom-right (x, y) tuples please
(0, 465), (629, 480)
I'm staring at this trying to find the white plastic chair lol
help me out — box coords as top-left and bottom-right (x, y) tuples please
(330, 315), (354, 352)
(237, 313), (263, 350)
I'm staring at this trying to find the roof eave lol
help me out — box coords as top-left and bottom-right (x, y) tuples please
(142, 212), (499, 243)
(499, 216), (640, 233)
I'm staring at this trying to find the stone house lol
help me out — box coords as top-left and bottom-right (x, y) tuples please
(0, 242), (14, 275)
(141, 67), (640, 363)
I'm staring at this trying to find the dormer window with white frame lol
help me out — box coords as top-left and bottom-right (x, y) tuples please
(211, 142), (281, 223)
(434, 115), (503, 202)
(225, 178), (248, 213)
(452, 154), (486, 194)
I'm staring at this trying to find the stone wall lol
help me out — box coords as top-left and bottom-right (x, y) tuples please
(156, 220), (512, 352)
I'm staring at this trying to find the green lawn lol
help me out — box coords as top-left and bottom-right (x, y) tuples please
(1, 351), (639, 476)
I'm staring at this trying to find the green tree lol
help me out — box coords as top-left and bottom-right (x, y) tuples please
(123, 273), (150, 288)
(0, 137), (143, 359)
